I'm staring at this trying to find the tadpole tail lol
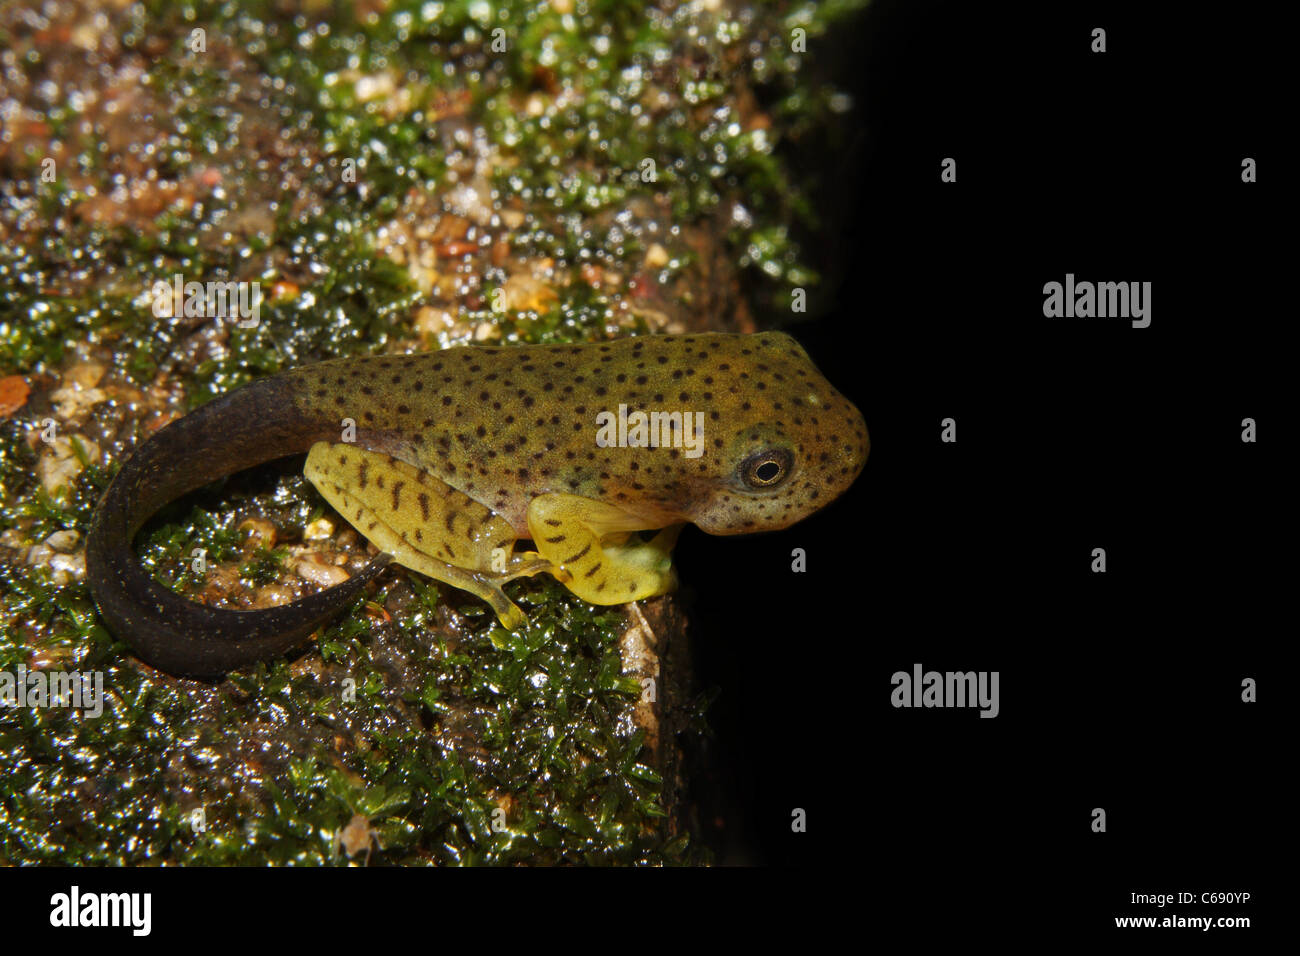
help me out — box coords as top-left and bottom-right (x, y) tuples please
(85, 371), (391, 677)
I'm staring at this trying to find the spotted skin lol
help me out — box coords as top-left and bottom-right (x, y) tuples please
(294, 331), (868, 627)
(304, 445), (551, 628)
(86, 331), (868, 675)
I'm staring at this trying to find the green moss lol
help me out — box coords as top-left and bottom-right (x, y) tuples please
(183, 221), (421, 407)
(0, 559), (702, 864)
(0, 417), (702, 863)
(473, 279), (631, 345)
(1, 0), (867, 866)
(0, 424), (108, 543)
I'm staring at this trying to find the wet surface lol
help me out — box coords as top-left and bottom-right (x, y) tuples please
(0, 0), (866, 864)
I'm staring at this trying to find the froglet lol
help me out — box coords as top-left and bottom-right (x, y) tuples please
(86, 332), (868, 675)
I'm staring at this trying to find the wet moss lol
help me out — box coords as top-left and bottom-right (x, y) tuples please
(1, 561), (699, 864)
(0, 411), (703, 864)
(0, 0), (866, 865)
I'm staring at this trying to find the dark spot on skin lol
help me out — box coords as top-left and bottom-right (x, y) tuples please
(584, 562), (602, 578)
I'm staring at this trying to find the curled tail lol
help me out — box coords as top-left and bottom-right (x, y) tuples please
(85, 370), (390, 677)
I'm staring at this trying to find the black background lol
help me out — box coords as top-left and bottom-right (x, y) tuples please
(674, 0), (1280, 934)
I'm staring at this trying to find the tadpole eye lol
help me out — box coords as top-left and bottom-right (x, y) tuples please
(740, 448), (793, 489)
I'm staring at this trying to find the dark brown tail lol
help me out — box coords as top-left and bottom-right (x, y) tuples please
(85, 371), (390, 677)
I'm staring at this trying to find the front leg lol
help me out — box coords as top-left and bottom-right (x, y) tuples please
(526, 493), (682, 605)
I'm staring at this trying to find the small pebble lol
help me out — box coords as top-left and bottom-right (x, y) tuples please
(252, 585), (294, 608)
(37, 436), (100, 495)
(303, 517), (335, 541)
(238, 518), (277, 548)
(50, 552), (86, 583)
(296, 557), (350, 587)
(45, 529), (80, 552)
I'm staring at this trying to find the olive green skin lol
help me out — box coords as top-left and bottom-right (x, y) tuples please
(86, 332), (868, 676)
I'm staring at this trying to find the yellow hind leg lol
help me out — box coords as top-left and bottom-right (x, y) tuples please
(305, 442), (555, 629)
(526, 493), (682, 605)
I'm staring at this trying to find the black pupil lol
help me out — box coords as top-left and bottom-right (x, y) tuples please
(755, 460), (781, 482)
